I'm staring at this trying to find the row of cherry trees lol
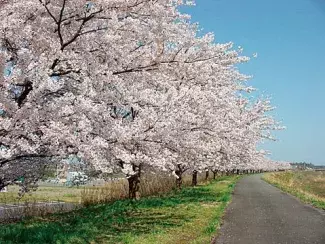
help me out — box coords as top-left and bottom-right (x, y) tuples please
(0, 0), (290, 197)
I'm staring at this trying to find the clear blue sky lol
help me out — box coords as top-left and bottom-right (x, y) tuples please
(182, 0), (325, 165)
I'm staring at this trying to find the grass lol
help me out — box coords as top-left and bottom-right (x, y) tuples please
(263, 171), (325, 210)
(0, 173), (196, 205)
(0, 173), (210, 222)
(81, 173), (179, 206)
(0, 175), (240, 244)
(0, 185), (83, 204)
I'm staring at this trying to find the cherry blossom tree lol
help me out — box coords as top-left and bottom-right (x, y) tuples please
(0, 0), (288, 197)
(0, 0), (201, 194)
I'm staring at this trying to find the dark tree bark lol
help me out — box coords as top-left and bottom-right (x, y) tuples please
(175, 164), (183, 189)
(127, 163), (142, 199)
(192, 170), (198, 186)
(176, 176), (182, 189)
(205, 169), (209, 181)
(16, 81), (33, 108)
(0, 179), (6, 192)
(212, 170), (218, 179)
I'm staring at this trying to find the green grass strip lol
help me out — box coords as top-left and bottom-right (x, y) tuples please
(0, 176), (240, 244)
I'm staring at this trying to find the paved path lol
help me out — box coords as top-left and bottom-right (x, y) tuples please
(216, 174), (325, 244)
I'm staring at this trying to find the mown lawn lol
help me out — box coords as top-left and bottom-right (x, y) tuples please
(263, 171), (325, 209)
(0, 176), (240, 244)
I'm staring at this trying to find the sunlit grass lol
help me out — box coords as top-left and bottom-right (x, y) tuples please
(263, 171), (325, 209)
(0, 172), (214, 223)
(0, 176), (240, 244)
(0, 172), (207, 206)
(0, 185), (83, 204)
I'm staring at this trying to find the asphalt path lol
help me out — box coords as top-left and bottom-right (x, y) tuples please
(216, 174), (325, 244)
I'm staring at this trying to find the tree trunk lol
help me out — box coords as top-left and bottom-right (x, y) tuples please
(192, 170), (198, 186)
(175, 165), (183, 189)
(213, 170), (217, 179)
(176, 176), (182, 189)
(205, 170), (209, 181)
(0, 181), (5, 192)
(127, 163), (142, 199)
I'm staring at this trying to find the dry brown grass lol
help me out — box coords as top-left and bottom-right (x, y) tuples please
(0, 185), (83, 204)
(81, 171), (213, 206)
(0, 201), (79, 223)
(81, 179), (129, 205)
(0, 171), (216, 221)
(263, 171), (325, 209)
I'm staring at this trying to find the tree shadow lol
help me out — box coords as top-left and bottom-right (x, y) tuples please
(0, 179), (232, 243)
